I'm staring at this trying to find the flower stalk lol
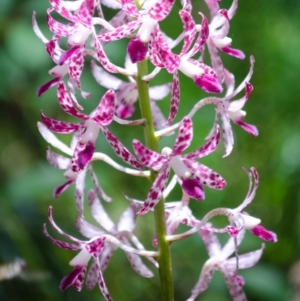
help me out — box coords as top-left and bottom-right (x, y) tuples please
(136, 59), (174, 301)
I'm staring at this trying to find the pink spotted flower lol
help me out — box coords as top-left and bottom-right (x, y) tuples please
(98, 0), (176, 63)
(43, 206), (110, 299)
(190, 168), (277, 243)
(90, 59), (171, 128)
(148, 9), (223, 124)
(133, 116), (226, 214)
(203, 0), (245, 82)
(33, 0), (129, 101)
(33, 2), (94, 101)
(224, 167), (277, 243)
(44, 203), (154, 300)
(41, 82), (143, 172)
(37, 116), (111, 215)
(76, 190), (155, 283)
(164, 190), (200, 236)
(187, 228), (264, 301)
(184, 56), (257, 157)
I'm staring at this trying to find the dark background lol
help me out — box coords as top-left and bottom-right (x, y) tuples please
(1, 0), (300, 300)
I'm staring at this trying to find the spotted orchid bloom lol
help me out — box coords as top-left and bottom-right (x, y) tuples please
(124, 177), (201, 244)
(133, 116), (226, 214)
(46, 0), (97, 46)
(33, 1), (133, 102)
(186, 168), (277, 243)
(173, 56), (257, 157)
(43, 206), (110, 299)
(223, 167), (277, 243)
(187, 228), (264, 301)
(33, 12), (92, 103)
(97, 0), (176, 63)
(164, 190), (200, 236)
(91, 59), (171, 128)
(202, 0), (245, 83)
(37, 121), (111, 215)
(76, 190), (156, 282)
(41, 82), (143, 172)
(44, 196), (157, 299)
(148, 9), (223, 124)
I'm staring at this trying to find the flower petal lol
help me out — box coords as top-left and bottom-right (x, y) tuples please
(194, 73), (223, 94)
(198, 227), (222, 257)
(46, 148), (70, 169)
(138, 164), (171, 214)
(149, 83), (171, 100)
(47, 8), (77, 37)
(132, 140), (166, 170)
(49, 0), (78, 22)
(187, 263), (215, 301)
(102, 128), (144, 170)
(76, 215), (104, 239)
(165, 70), (180, 125)
(72, 140), (95, 172)
(88, 190), (116, 232)
(179, 9), (196, 56)
(117, 204), (137, 233)
(37, 122), (73, 156)
(57, 82), (89, 119)
(206, 36), (225, 83)
(85, 261), (98, 290)
(150, 100), (167, 129)
(234, 120), (259, 137)
(91, 90), (115, 126)
(32, 11), (49, 43)
(127, 38), (148, 63)
(98, 20), (142, 42)
(92, 34), (118, 73)
(53, 179), (74, 198)
(41, 112), (81, 134)
(186, 124), (220, 159)
(120, 0), (140, 17)
(249, 225), (277, 242)
(148, 0), (175, 21)
(43, 223), (80, 251)
(76, 0), (94, 27)
(218, 268), (247, 301)
(89, 167), (111, 202)
(221, 46), (245, 60)
(227, 244), (265, 269)
(37, 77), (61, 97)
(90, 60), (123, 90)
(183, 159), (226, 190)
(122, 238), (154, 277)
(172, 116), (193, 155)
(181, 178), (204, 200)
(60, 265), (86, 291)
(94, 257), (113, 301)
(189, 12), (209, 57)
(74, 166), (88, 215)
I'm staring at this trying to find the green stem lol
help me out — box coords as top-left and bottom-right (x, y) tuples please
(136, 59), (174, 301)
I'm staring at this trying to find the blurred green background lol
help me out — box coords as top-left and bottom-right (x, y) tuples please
(0, 0), (300, 300)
